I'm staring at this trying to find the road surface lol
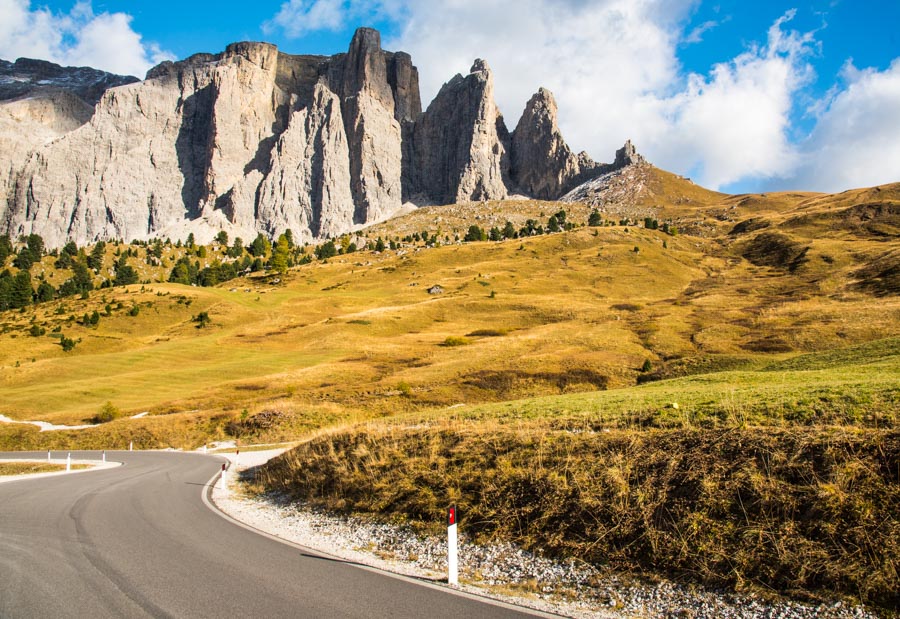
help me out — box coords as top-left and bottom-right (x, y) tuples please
(0, 451), (548, 618)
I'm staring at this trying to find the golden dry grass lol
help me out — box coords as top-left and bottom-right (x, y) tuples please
(0, 171), (897, 450)
(2, 171), (898, 609)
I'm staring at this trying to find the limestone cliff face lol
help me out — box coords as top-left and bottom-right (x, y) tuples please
(256, 83), (353, 238)
(0, 59), (137, 234)
(331, 28), (403, 224)
(411, 59), (509, 204)
(2, 31), (412, 246)
(510, 88), (592, 199)
(0, 28), (636, 248)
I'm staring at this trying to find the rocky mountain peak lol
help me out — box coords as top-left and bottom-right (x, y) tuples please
(222, 42), (279, 71)
(1, 28), (643, 248)
(0, 57), (138, 105)
(340, 27), (391, 103)
(409, 56), (510, 204)
(615, 139), (644, 167)
(509, 86), (590, 199)
(470, 58), (492, 76)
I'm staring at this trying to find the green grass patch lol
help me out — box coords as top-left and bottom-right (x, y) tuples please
(0, 461), (90, 475)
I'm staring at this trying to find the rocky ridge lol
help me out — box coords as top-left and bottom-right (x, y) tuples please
(561, 141), (651, 214)
(0, 58), (139, 106)
(0, 28), (640, 248)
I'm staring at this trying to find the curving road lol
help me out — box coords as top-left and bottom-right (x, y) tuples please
(0, 451), (548, 618)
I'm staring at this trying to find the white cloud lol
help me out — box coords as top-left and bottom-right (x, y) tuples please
(382, 1), (818, 190)
(788, 59), (900, 192)
(265, 0), (900, 193)
(264, 0), (392, 38)
(684, 19), (720, 44)
(651, 10), (816, 188)
(0, 0), (172, 77)
(386, 0), (689, 158)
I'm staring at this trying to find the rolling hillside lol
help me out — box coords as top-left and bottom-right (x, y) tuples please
(0, 166), (897, 608)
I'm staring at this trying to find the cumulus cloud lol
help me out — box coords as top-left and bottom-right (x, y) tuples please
(789, 59), (900, 192)
(652, 10), (816, 188)
(0, 0), (172, 77)
(266, 0), (900, 192)
(383, 1), (820, 190)
(386, 0), (689, 163)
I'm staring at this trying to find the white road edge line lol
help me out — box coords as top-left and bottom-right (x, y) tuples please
(199, 464), (568, 619)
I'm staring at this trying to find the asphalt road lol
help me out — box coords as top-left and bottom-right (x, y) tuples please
(0, 451), (546, 618)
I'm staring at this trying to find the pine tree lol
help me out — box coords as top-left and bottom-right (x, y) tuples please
(8, 271), (32, 307)
(0, 234), (12, 265)
(270, 236), (291, 274)
(87, 241), (106, 271)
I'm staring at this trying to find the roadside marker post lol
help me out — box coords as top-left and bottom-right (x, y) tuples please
(66, 453), (71, 472)
(47, 450), (51, 462)
(102, 450), (106, 463)
(129, 441), (133, 451)
(447, 505), (459, 586)
(218, 463), (227, 490)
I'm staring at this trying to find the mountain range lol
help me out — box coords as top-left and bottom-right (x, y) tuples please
(0, 28), (640, 249)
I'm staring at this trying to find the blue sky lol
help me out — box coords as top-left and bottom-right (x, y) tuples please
(2, 0), (899, 193)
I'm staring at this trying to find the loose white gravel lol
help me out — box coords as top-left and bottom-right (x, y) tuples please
(211, 449), (880, 619)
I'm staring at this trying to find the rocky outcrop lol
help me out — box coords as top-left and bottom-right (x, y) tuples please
(0, 59), (138, 229)
(560, 144), (653, 220)
(510, 88), (586, 199)
(0, 28), (643, 248)
(256, 83), (353, 238)
(411, 59), (509, 204)
(613, 139), (645, 168)
(0, 58), (139, 105)
(386, 52), (421, 123)
(331, 28), (403, 224)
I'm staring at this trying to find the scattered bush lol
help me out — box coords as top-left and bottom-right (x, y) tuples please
(93, 401), (122, 423)
(193, 311), (211, 328)
(441, 336), (470, 347)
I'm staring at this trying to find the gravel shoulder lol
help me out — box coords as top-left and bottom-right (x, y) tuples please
(210, 449), (879, 619)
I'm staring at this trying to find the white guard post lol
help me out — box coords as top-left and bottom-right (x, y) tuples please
(102, 450), (106, 463)
(447, 504), (459, 586)
(218, 463), (227, 490)
(129, 441), (133, 451)
(66, 452), (71, 471)
(47, 450), (51, 462)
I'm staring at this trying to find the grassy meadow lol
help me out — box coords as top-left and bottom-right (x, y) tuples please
(1, 168), (898, 608)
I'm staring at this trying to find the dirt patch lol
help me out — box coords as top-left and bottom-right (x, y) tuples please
(225, 410), (286, 437)
(729, 217), (771, 236)
(852, 249), (900, 297)
(783, 202), (900, 238)
(463, 369), (609, 395)
(743, 335), (794, 353)
(740, 232), (809, 272)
